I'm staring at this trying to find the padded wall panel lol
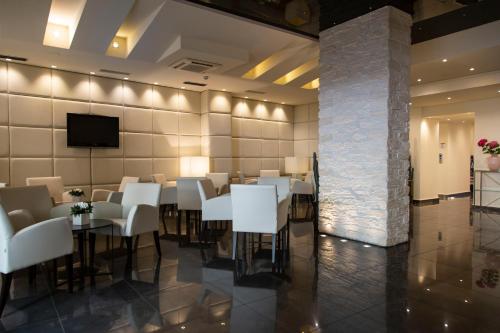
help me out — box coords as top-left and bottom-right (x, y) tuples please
(53, 100), (89, 128)
(153, 158), (178, 180)
(271, 104), (293, 122)
(90, 104), (123, 130)
(279, 158), (286, 174)
(232, 99), (256, 118)
(208, 136), (231, 158)
(8, 64), (51, 97)
(123, 81), (152, 108)
(240, 119), (261, 139)
(279, 141), (294, 157)
(152, 86), (178, 110)
(153, 134), (178, 157)
(0, 94), (7, 125)
(9, 95), (52, 128)
(124, 158), (152, 181)
(54, 158), (91, 185)
(261, 158), (279, 171)
(53, 129), (90, 157)
(178, 90), (200, 113)
(124, 133), (153, 157)
(179, 136), (201, 156)
(239, 158), (261, 177)
(91, 184), (119, 192)
(238, 139), (261, 158)
(309, 140), (319, 155)
(0, 127), (8, 156)
(91, 133), (123, 157)
(279, 122), (293, 140)
(231, 138), (240, 157)
(0, 62), (6, 92)
(201, 136), (209, 156)
(255, 102), (271, 121)
(10, 127), (52, 157)
(309, 121), (318, 139)
(212, 158), (232, 174)
(294, 122), (308, 140)
(179, 113), (201, 135)
(52, 70), (90, 101)
(261, 121), (279, 139)
(0, 158), (8, 184)
(10, 158), (53, 187)
(90, 76), (123, 104)
(91, 158), (124, 184)
(153, 110), (178, 134)
(294, 104), (309, 123)
(201, 114), (208, 136)
(124, 107), (152, 133)
(261, 140), (279, 158)
(309, 103), (319, 121)
(208, 113), (231, 136)
(206, 91), (231, 113)
(231, 118), (242, 137)
(294, 141), (309, 157)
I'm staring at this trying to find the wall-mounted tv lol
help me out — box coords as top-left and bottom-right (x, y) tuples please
(67, 113), (119, 148)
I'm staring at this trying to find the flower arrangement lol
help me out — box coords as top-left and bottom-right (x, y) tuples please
(70, 202), (93, 216)
(69, 188), (85, 197)
(478, 138), (500, 155)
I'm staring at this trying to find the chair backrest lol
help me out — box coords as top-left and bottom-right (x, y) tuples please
(260, 170), (280, 177)
(206, 173), (229, 191)
(304, 171), (313, 184)
(176, 177), (204, 210)
(122, 183), (161, 217)
(118, 176), (140, 192)
(26, 176), (65, 203)
(197, 179), (217, 203)
(0, 186), (53, 222)
(257, 177), (290, 202)
(151, 174), (166, 184)
(230, 184), (278, 234)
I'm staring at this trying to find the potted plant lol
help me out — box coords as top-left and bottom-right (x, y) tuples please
(71, 202), (93, 225)
(478, 138), (500, 171)
(68, 188), (85, 202)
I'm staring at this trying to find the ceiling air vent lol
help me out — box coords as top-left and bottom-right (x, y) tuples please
(171, 58), (220, 73)
(100, 69), (131, 76)
(183, 81), (207, 87)
(0, 54), (27, 62)
(245, 90), (266, 95)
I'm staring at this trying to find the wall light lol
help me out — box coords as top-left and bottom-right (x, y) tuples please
(180, 156), (210, 177)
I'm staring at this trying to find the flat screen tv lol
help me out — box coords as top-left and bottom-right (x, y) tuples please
(67, 113), (119, 148)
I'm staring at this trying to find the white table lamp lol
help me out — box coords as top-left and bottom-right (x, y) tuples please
(180, 156), (210, 177)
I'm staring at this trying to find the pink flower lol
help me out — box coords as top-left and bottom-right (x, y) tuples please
(478, 138), (488, 147)
(488, 141), (499, 149)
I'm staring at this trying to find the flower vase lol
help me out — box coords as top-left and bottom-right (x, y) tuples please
(73, 213), (90, 225)
(487, 155), (500, 172)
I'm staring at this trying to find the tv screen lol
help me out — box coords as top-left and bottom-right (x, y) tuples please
(67, 113), (119, 148)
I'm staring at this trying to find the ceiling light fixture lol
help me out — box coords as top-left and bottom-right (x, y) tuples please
(222, 88), (227, 91)
(447, 97), (452, 100)
(123, 77), (129, 80)
(340, 239), (348, 242)
(281, 102), (285, 105)
(244, 96), (248, 99)
(417, 78), (422, 82)
(181, 86), (185, 89)
(90, 72), (95, 75)
(363, 244), (371, 248)
(51, 65), (57, 69)
(264, 99), (268, 102)
(409, 102), (412, 106)
(5, 58), (12, 62)
(112, 41), (120, 48)
(442, 58), (448, 63)
(447, 118), (451, 121)
(52, 30), (60, 38)
(154, 82), (158, 85)
(320, 234), (327, 238)
(406, 308), (410, 313)
(469, 67), (475, 71)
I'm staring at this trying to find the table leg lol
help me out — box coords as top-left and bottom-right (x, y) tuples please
(77, 232), (85, 287)
(89, 232), (96, 284)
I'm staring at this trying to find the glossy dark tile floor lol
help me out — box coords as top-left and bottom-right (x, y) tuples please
(2, 198), (500, 332)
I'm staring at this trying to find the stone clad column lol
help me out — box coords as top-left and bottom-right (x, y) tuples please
(318, 6), (411, 247)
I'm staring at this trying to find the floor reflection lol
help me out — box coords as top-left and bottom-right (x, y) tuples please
(1, 198), (500, 332)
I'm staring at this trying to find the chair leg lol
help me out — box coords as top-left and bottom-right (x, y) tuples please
(198, 221), (204, 248)
(89, 233), (96, 275)
(177, 210), (182, 246)
(232, 232), (237, 260)
(134, 235), (140, 252)
(271, 234), (276, 264)
(125, 237), (133, 264)
(65, 254), (73, 293)
(0, 273), (13, 317)
(28, 265), (37, 286)
(186, 210), (191, 245)
(153, 231), (162, 257)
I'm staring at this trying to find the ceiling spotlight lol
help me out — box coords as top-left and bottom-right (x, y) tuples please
(426, 288), (431, 291)
(222, 88), (227, 91)
(409, 102), (412, 106)
(469, 67), (475, 71)
(5, 58), (12, 62)
(406, 308), (410, 313)
(112, 41), (120, 48)
(320, 234), (327, 238)
(447, 97), (452, 100)
(497, 90), (500, 93)
(444, 323), (448, 328)
(459, 279), (463, 282)
(464, 299), (469, 303)
(181, 86), (185, 89)
(52, 30), (60, 38)
(264, 99), (268, 102)
(244, 96), (248, 99)
(90, 71), (95, 75)
(447, 118), (451, 121)
(220, 322), (226, 326)
(340, 239), (348, 242)
(417, 78), (422, 82)
(442, 58), (448, 63)
(51, 65), (57, 69)
(123, 77), (129, 80)
(281, 102), (285, 104)
(154, 82), (158, 85)
(363, 244), (371, 248)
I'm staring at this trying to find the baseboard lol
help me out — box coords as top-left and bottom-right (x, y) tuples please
(438, 192), (471, 200)
(412, 198), (440, 206)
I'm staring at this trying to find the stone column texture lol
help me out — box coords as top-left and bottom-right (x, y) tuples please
(318, 6), (411, 247)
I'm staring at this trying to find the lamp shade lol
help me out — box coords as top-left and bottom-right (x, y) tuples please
(285, 156), (309, 174)
(180, 156), (210, 177)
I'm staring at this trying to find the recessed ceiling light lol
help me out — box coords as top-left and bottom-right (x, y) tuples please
(447, 118), (451, 121)
(51, 65), (57, 68)
(442, 58), (448, 63)
(264, 99), (268, 102)
(497, 90), (500, 93)
(244, 96), (248, 99)
(444, 323), (448, 328)
(222, 88), (227, 91)
(52, 30), (60, 38)
(320, 234), (327, 238)
(281, 102), (285, 104)
(417, 78), (422, 82)
(406, 308), (410, 313)
(154, 82), (158, 85)
(90, 71), (95, 75)
(180, 325), (186, 330)
(426, 288), (431, 291)
(447, 97), (452, 100)
(112, 41), (120, 48)
(340, 239), (348, 242)
(363, 244), (371, 248)
(181, 86), (185, 89)
(5, 58), (12, 62)
(469, 67), (475, 71)
(464, 299), (469, 303)
(409, 102), (412, 105)
(220, 322), (226, 326)
(123, 77), (128, 80)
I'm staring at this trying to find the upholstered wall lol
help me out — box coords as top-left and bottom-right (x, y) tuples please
(294, 103), (319, 159)
(231, 98), (294, 177)
(0, 62), (201, 193)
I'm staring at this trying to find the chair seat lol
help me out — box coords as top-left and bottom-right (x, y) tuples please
(292, 180), (314, 195)
(202, 193), (232, 221)
(91, 218), (127, 236)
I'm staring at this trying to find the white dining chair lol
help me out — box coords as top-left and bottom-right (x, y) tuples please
(176, 177), (204, 246)
(290, 171), (314, 217)
(91, 183), (162, 261)
(260, 170), (280, 177)
(206, 173), (229, 195)
(91, 176), (140, 203)
(257, 176), (292, 203)
(26, 176), (73, 205)
(151, 173), (178, 236)
(0, 204), (74, 316)
(230, 184), (290, 264)
(197, 179), (232, 246)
